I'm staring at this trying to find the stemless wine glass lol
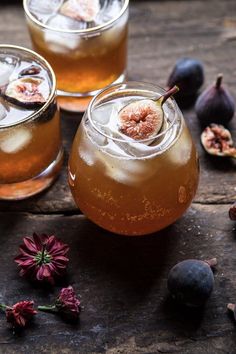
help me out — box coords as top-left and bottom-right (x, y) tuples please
(68, 82), (199, 236)
(0, 45), (63, 200)
(23, 0), (129, 112)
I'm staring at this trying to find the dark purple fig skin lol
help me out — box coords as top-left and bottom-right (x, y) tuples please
(167, 259), (214, 307)
(167, 58), (204, 98)
(19, 65), (41, 77)
(3, 95), (45, 109)
(0, 78), (46, 110)
(195, 74), (235, 126)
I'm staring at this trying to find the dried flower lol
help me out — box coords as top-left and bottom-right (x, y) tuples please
(0, 301), (37, 328)
(15, 233), (69, 284)
(229, 202), (236, 221)
(56, 286), (81, 318)
(38, 286), (81, 320)
(227, 303), (236, 321)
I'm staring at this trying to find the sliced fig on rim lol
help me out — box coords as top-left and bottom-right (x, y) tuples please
(201, 123), (236, 158)
(19, 65), (42, 77)
(60, 0), (100, 22)
(117, 86), (179, 143)
(2, 77), (47, 109)
(118, 99), (164, 141)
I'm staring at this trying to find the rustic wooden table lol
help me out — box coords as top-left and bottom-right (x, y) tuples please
(1, 1), (236, 353)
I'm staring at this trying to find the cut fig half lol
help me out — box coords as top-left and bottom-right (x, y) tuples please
(118, 99), (164, 141)
(60, 0), (100, 22)
(201, 123), (236, 158)
(2, 77), (47, 109)
(117, 86), (179, 142)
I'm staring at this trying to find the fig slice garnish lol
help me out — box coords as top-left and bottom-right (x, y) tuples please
(118, 86), (179, 141)
(60, 0), (100, 22)
(19, 65), (42, 77)
(2, 77), (46, 109)
(201, 123), (236, 158)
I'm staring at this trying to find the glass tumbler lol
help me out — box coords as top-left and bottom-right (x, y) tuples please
(23, 0), (129, 112)
(0, 45), (63, 200)
(68, 82), (199, 236)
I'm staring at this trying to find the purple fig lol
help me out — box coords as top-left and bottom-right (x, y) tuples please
(167, 58), (204, 99)
(168, 258), (217, 307)
(19, 65), (41, 77)
(195, 74), (235, 126)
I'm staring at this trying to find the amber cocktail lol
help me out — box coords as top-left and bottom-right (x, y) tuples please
(0, 45), (63, 200)
(68, 82), (199, 236)
(23, 0), (129, 111)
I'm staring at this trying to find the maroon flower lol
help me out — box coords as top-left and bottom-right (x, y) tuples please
(56, 286), (81, 318)
(3, 301), (37, 328)
(15, 233), (69, 284)
(38, 286), (81, 320)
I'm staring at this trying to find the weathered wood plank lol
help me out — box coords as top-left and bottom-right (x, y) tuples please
(0, 204), (235, 353)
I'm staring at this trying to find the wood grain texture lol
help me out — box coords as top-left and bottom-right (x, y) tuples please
(0, 205), (236, 353)
(0, 1), (236, 353)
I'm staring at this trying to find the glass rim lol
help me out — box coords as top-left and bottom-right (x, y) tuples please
(0, 44), (57, 129)
(23, 0), (129, 34)
(87, 81), (180, 144)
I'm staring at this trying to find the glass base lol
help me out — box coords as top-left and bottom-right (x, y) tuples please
(0, 148), (64, 200)
(57, 72), (127, 112)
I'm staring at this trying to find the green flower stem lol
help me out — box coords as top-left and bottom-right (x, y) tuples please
(38, 305), (58, 313)
(0, 304), (7, 312)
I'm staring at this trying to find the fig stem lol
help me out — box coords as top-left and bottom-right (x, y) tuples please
(159, 86), (179, 105)
(204, 258), (217, 268)
(215, 74), (223, 89)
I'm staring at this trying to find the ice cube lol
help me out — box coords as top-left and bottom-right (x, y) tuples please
(0, 56), (18, 86)
(96, 146), (156, 185)
(0, 128), (32, 154)
(92, 102), (113, 125)
(79, 147), (95, 166)
(94, 101), (123, 135)
(29, 0), (63, 23)
(88, 127), (108, 147)
(167, 128), (192, 165)
(0, 104), (7, 121)
(44, 15), (83, 53)
(96, 0), (121, 25)
(46, 13), (86, 30)
(110, 156), (155, 185)
(96, 0), (128, 46)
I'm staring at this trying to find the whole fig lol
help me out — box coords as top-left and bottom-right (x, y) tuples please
(167, 58), (204, 105)
(167, 258), (217, 307)
(195, 74), (235, 126)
